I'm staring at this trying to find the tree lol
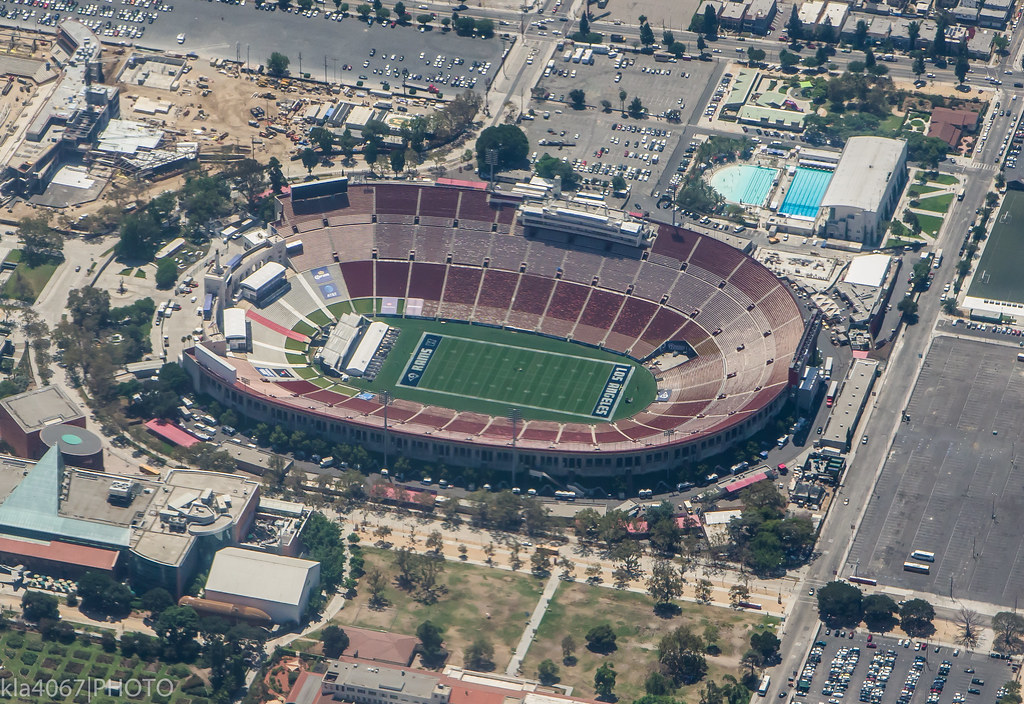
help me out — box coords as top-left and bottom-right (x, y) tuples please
(77, 572), (134, 618)
(955, 54), (969, 84)
(728, 582), (750, 609)
(310, 126), (335, 154)
(862, 593), (899, 632)
(476, 18), (494, 38)
(300, 148), (319, 175)
(750, 631), (781, 665)
(537, 658), (559, 685)
(992, 33), (1010, 54)
(695, 579), (713, 605)
(816, 15), (834, 43)
(908, 20), (920, 48)
(586, 624), (618, 654)
(594, 663), (617, 699)
(390, 149), (406, 176)
(639, 22), (655, 47)
(645, 671), (676, 696)
(611, 174), (627, 193)
(647, 560), (684, 607)
(155, 257), (177, 290)
(578, 14), (590, 37)
(697, 34), (707, 56)
(847, 60), (865, 73)
(618, 88), (628, 113)
(659, 625), (708, 685)
(267, 156), (286, 193)
(22, 590), (59, 621)
(897, 296), (919, 323)
(16, 214), (62, 267)
(141, 588), (174, 616)
(569, 88), (586, 110)
(628, 96), (645, 119)
(900, 598), (936, 637)
(393, 0), (407, 21)
(668, 42), (687, 58)
(955, 606), (981, 650)
(535, 153), (578, 189)
(662, 29), (675, 46)
(417, 12), (431, 25)
(1000, 682), (1023, 704)
(267, 51), (290, 76)
(561, 634), (577, 665)
(993, 612), (1024, 653)
(475, 124), (529, 173)
(786, 5), (803, 42)
(356, 2), (371, 16)
(747, 47), (766, 64)
(465, 637), (494, 670)
(154, 605), (200, 661)
(417, 620), (445, 662)
(322, 625), (349, 657)
(779, 50), (799, 69)
(816, 581), (863, 628)
(702, 5), (718, 37)
(853, 19), (868, 49)
(864, 48), (876, 68)
(932, 21), (947, 58)
(913, 54), (926, 80)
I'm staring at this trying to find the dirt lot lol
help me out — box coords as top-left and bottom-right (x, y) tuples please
(520, 581), (778, 702)
(330, 548), (545, 670)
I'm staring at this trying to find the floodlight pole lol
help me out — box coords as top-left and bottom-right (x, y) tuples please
(486, 148), (498, 190)
(508, 408), (521, 487)
(379, 390), (392, 470)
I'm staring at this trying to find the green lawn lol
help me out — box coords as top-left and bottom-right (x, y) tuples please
(0, 628), (197, 703)
(292, 320), (317, 337)
(286, 353), (307, 365)
(520, 581), (778, 702)
(915, 213), (944, 235)
(346, 319), (657, 422)
(284, 337), (307, 351)
(134, 269), (147, 279)
(907, 184), (943, 198)
(307, 309), (331, 327)
(327, 301), (354, 318)
(915, 192), (954, 213)
(931, 173), (960, 186)
(1, 255), (59, 304)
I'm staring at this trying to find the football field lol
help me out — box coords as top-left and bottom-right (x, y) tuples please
(397, 332), (633, 420)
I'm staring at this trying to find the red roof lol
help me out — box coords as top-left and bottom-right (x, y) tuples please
(722, 470), (770, 494)
(435, 177), (489, 190)
(0, 535), (119, 570)
(145, 419), (200, 448)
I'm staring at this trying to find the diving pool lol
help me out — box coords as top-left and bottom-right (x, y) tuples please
(779, 167), (833, 219)
(709, 165), (779, 207)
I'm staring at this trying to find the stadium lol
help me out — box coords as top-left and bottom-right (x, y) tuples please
(183, 179), (811, 478)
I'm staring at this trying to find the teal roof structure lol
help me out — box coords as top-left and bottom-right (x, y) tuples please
(0, 446), (130, 547)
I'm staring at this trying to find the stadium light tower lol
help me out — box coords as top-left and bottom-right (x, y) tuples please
(508, 408), (522, 487)
(379, 391), (393, 470)
(486, 148), (499, 190)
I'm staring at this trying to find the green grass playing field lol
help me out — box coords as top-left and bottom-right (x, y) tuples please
(338, 314), (657, 423)
(403, 333), (628, 419)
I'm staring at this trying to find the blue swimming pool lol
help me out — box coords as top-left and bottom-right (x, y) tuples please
(779, 167), (833, 219)
(709, 165), (779, 207)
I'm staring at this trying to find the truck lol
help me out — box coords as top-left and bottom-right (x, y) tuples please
(823, 356), (834, 380)
(572, 47), (584, 63)
(563, 50), (572, 61)
(933, 248), (943, 268)
(581, 48), (594, 64)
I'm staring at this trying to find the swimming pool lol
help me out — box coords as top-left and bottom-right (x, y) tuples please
(709, 165), (779, 207)
(779, 167), (833, 219)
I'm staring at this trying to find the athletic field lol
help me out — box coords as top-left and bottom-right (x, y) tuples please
(968, 190), (1024, 305)
(337, 316), (657, 422)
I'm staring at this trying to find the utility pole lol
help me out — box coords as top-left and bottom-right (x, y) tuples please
(325, 55), (328, 84)
(486, 148), (498, 189)
(299, 51), (303, 77)
(379, 390), (392, 470)
(508, 407), (521, 488)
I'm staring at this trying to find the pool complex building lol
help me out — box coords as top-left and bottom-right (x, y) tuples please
(779, 167), (833, 219)
(710, 165), (779, 207)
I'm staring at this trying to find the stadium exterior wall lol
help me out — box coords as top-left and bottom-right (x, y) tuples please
(181, 349), (789, 477)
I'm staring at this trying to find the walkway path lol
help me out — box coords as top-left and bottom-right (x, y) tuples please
(505, 571), (559, 677)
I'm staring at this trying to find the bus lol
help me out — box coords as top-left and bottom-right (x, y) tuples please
(910, 550), (936, 562)
(957, 187), (965, 201)
(849, 575), (878, 586)
(139, 464), (162, 476)
(758, 675), (771, 697)
(826, 380), (839, 407)
(904, 561), (931, 574)
(933, 249), (943, 269)
(823, 356), (834, 380)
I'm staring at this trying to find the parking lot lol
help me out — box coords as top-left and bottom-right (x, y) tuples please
(524, 50), (721, 199)
(792, 628), (1016, 704)
(846, 335), (1024, 607)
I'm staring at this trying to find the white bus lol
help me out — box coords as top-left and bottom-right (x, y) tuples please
(933, 249), (943, 269)
(904, 561), (930, 574)
(758, 675), (771, 697)
(910, 550), (935, 562)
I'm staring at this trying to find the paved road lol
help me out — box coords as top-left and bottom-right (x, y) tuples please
(505, 571), (559, 676)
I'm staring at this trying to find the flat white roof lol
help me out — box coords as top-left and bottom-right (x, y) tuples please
(240, 261), (286, 293)
(320, 313), (362, 369)
(345, 321), (389, 376)
(222, 307), (248, 340)
(821, 136), (906, 213)
(205, 547), (318, 606)
(844, 253), (891, 287)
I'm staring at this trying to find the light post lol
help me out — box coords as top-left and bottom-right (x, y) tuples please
(508, 407), (521, 487)
(378, 390), (392, 469)
(485, 148), (498, 188)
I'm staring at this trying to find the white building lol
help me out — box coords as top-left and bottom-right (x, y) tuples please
(820, 136), (907, 246)
(239, 261), (288, 303)
(518, 203), (654, 247)
(222, 307), (249, 351)
(204, 547), (320, 624)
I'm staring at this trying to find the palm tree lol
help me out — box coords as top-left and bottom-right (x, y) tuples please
(618, 88), (627, 114)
